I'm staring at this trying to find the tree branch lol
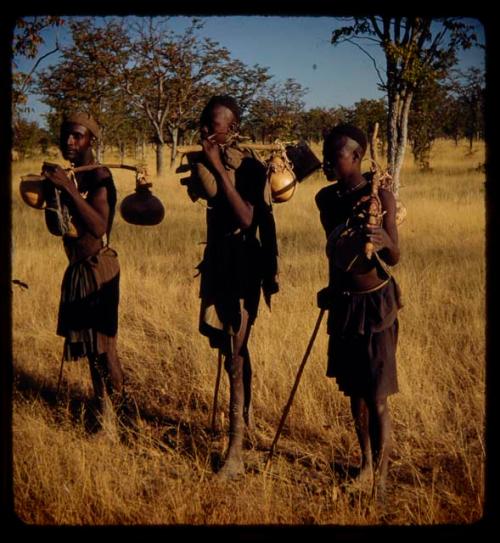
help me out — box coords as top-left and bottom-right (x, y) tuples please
(19, 43), (60, 95)
(345, 38), (386, 88)
(369, 16), (385, 41)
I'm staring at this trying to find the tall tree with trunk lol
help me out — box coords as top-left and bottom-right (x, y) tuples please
(36, 18), (133, 162)
(112, 17), (234, 174)
(331, 17), (480, 194)
(439, 68), (485, 148)
(456, 67), (485, 151)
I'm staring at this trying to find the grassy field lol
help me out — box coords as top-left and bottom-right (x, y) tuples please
(10, 138), (485, 525)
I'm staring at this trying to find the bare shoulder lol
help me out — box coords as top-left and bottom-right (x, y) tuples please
(315, 184), (337, 210)
(93, 166), (112, 181)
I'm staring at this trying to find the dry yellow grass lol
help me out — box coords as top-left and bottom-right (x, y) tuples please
(10, 138), (485, 525)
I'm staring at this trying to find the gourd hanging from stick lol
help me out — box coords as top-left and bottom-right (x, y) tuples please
(176, 140), (321, 204)
(19, 162), (165, 232)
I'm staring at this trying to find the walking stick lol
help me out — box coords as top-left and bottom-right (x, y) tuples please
(266, 308), (326, 466)
(210, 348), (223, 433)
(55, 350), (65, 399)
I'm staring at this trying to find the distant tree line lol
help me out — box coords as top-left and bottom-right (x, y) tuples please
(12, 16), (484, 176)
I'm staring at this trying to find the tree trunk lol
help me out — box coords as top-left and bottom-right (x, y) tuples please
(155, 142), (165, 177)
(169, 126), (179, 170)
(392, 90), (413, 196)
(387, 91), (399, 180)
(386, 87), (412, 196)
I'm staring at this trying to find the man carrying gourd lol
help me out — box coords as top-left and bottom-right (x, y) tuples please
(42, 112), (125, 425)
(188, 95), (280, 479)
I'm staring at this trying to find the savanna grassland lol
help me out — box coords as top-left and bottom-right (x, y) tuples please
(10, 139), (485, 525)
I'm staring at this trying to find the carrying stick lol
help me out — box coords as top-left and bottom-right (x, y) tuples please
(177, 143), (285, 155)
(210, 349), (224, 433)
(266, 308), (326, 466)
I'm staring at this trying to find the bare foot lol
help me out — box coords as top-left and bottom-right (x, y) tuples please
(357, 465), (374, 485)
(342, 465), (373, 494)
(372, 473), (387, 507)
(216, 457), (245, 480)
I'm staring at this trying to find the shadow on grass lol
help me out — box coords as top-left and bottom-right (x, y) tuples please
(12, 365), (223, 461)
(12, 366), (358, 484)
(13, 366), (103, 434)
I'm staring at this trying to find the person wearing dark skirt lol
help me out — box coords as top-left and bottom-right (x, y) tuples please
(189, 96), (279, 479)
(316, 124), (402, 500)
(42, 112), (125, 422)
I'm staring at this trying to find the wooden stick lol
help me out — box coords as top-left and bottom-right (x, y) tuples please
(55, 351), (65, 399)
(369, 122), (379, 166)
(211, 349), (223, 433)
(24, 163), (144, 183)
(176, 143), (285, 154)
(266, 308), (326, 467)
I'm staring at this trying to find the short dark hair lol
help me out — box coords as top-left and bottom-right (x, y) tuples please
(324, 123), (368, 156)
(200, 95), (241, 126)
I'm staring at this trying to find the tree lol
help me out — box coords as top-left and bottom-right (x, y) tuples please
(436, 68), (485, 149)
(36, 18), (135, 162)
(35, 17), (275, 175)
(215, 59), (272, 116)
(408, 78), (450, 170)
(245, 78), (307, 143)
(456, 67), (485, 151)
(296, 107), (344, 143)
(13, 118), (50, 159)
(12, 16), (63, 139)
(331, 17), (480, 194)
(348, 98), (388, 151)
(113, 17), (235, 174)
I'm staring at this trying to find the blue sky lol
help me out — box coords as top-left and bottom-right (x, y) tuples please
(14, 15), (486, 127)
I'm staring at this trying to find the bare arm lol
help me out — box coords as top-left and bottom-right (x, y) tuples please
(42, 164), (109, 238)
(329, 228), (366, 271)
(329, 189), (400, 270)
(201, 138), (254, 229)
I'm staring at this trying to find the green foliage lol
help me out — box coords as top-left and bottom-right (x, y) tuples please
(295, 107), (342, 143)
(347, 98), (387, 145)
(13, 118), (52, 158)
(408, 79), (448, 169)
(455, 68), (485, 146)
(245, 78), (307, 142)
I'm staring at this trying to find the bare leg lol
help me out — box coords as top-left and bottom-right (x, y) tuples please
(350, 396), (373, 483)
(88, 355), (105, 414)
(367, 397), (392, 498)
(242, 344), (254, 431)
(217, 309), (250, 479)
(88, 349), (124, 416)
